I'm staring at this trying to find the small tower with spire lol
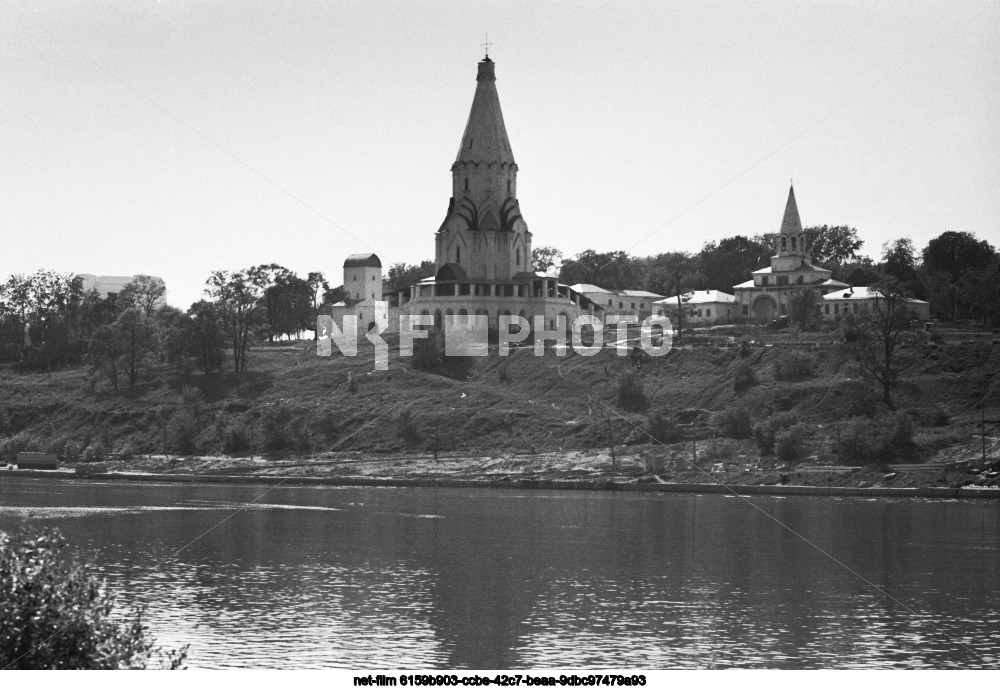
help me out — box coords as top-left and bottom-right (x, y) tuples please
(771, 184), (810, 272)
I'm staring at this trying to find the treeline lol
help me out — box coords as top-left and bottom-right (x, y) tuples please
(0, 266), (345, 381)
(530, 228), (999, 324)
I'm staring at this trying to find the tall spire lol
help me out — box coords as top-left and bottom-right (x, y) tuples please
(779, 184), (803, 235)
(455, 57), (516, 166)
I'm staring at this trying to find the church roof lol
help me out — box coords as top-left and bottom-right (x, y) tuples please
(779, 184), (803, 235)
(455, 57), (516, 166)
(343, 253), (382, 269)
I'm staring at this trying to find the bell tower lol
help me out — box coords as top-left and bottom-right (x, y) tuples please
(771, 184), (810, 272)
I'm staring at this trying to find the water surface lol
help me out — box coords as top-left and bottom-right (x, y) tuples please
(1, 477), (997, 669)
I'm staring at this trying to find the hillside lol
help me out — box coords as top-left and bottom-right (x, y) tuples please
(2, 326), (998, 483)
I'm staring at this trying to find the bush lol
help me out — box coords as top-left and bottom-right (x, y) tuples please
(0, 433), (31, 463)
(698, 438), (739, 462)
(115, 441), (140, 460)
(617, 371), (649, 412)
(62, 440), (83, 462)
(396, 409), (422, 447)
(221, 422), (253, 454)
(167, 410), (199, 455)
(733, 360), (757, 393)
(82, 440), (107, 463)
(753, 411), (800, 455)
(0, 527), (187, 669)
(834, 412), (916, 465)
(645, 410), (682, 443)
(774, 351), (815, 381)
(259, 404), (311, 453)
(738, 338), (753, 358)
(715, 407), (753, 439)
(775, 423), (810, 464)
(410, 331), (474, 380)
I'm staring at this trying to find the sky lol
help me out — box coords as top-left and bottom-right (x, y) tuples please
(1, 0), (998, 309)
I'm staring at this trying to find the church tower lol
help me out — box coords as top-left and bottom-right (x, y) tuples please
(771, 184), (811, 272)
(435, 56), (532, 281)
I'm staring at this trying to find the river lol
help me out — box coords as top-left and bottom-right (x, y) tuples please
(0, 476), (997, 669)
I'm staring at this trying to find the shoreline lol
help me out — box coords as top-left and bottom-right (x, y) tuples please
(3, 468), (999, 499)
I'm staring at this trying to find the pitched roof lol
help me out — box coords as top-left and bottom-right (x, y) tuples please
(822, 286), (928, 304)
(455, 58), (515, 166)
(570, 283), (612, 294)
(621, 289), (663, 298)
(656, 290), (736, 305)
(343, 253), (382, 269)
(779, 184), (803, 235)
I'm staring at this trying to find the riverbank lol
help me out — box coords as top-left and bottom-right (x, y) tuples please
(4, 448), (999, 498)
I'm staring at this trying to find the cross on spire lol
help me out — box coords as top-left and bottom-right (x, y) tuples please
(482, 34), (492, 58)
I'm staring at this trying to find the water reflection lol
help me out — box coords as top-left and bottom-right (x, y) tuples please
(0, 478), (997, 668)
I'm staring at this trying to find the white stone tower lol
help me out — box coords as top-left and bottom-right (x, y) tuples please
(343, 253), (382, 303)
(434, 56), (532, 282)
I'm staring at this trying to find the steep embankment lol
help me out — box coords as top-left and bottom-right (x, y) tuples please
(0, 335), (998, 466)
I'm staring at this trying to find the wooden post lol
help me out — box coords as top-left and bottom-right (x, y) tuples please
(983, 409), (988, 466)
(606, 416), (617, 470)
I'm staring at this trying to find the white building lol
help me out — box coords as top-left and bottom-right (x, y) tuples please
(822, 286), (931, 322)
(655, 290), (737, 323)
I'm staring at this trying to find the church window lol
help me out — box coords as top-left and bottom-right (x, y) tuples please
(508, 179), (511, 194)
(516, 248), (520, 265)
(780, 303), (787, 314)
(353, 275), (357, 281)
(706, 309), (711, 317)
(464, 178), (469, 192)
(778, 276), (788, 286)
(619, 302), (624, 309)
(608, 299), (612, 306)
(834, 304), (840, 314)
(456, 246), (461, 263)
(797, 275), (804, 284)
(761, 277), (769, 286)
(631, 303), (636, 309)
(791, 236), (797, 251)
(742, 305), (749, 316)
(824, 304), (830, 314)
(781, 237), (787, 251)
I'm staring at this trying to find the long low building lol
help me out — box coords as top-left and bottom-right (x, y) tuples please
(654, 290), (737, 324)
(822, 286), (931, 321)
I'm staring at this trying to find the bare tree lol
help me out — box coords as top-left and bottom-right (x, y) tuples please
(845, 279), (916, 409)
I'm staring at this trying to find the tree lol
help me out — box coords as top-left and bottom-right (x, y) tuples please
(697, 236), (769, 291)
(845, 279), (916, 409)
(205, 268), (267, 373)
(833, 258), (881, 287)
(756, 225), (863, 268)
(643, 252), (701, 339)
(559, 250), (642, 290)
(921, 231), (997, 320)
(383, 261), (436, 295)
(882, 238), (919, 286)
(531, 246), (563, 274)
(306, 271), (330, 340)
(0, 527), (186, 669)
(118, 275), (166, 318)
(116, 308), (159, 387)
(789, 288), (822, 331)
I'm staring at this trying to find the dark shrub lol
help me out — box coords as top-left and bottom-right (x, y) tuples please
(775, 422), (809, 464)
(835, 412), (916, 465)
(733, 360), (757, 393)
(259, 403), (311, 453)
(222, 423), (253, 454)
(774, 351), (815, 381)
(617, 371), (649, 412)
(411, 331), (473, 380)
(754, 411), (800, 455)
(715, 407), (753, 439)
(0, 528), (187, 669)
(397, 409), (422, 447)
(167, 410), (199, 455)
(82, 440), (108, 463)
(737, 337), (753, 358)
(645, 410), (682, 443)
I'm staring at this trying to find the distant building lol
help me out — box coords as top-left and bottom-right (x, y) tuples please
(329, 253), (388, 334)
(822, 286), (930, 322)
(655, 290), (737, 324)
(732, 186), (930, 324)
(569, 285), (663, 322)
